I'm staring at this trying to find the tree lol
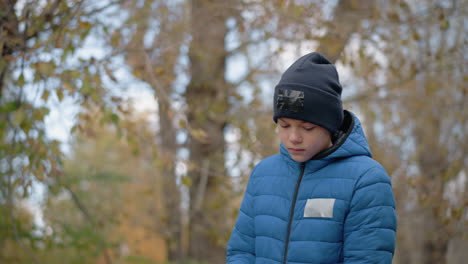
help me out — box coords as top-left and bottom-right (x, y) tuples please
(0, 1), (127, 262)
(339, 1), (466, 263)
(44, 110), (168, 263)
(118, 0), (187, 260)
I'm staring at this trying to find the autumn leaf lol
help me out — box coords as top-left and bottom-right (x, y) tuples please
(181, 176), (192, 187)
(13, 108), (26, 126)
(41, 89), (51, 102)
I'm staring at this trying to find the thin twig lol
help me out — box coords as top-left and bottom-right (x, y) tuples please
(193, 159), (210, 215)
(142, 51), (171, 103)
(65, 185), (113, 264)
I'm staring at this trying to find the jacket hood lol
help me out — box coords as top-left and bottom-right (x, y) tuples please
(280, 110), (372, 166)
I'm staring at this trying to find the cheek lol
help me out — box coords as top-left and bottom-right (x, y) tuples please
(307, 132), (331, 149)
(278, 130), (287, 143)
(305, 139), (321, 151)
(305, 133), (327, 148)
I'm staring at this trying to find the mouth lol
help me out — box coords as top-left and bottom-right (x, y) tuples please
(288, 148), (305, 153)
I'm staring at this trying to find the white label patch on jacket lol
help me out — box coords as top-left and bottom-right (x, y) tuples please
(304, 198), (336, 218)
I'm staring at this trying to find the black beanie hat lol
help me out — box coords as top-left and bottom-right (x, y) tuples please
(273, 52), (343, 133)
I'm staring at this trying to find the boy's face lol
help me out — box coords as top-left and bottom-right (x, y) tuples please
(278, 117), (332, 162)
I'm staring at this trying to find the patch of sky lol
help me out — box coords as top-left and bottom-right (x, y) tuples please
(444, 170), (466, 207)
(172, 43), (190, 97)
(225, 17), (240, 52)
(143, 20), (161, 49)
(322, 0), (339, 21)
(177, 147), (189, 161)
(175, 160), (188, 178)
(176, 130), (187, 145)
(226, 52), (248, 85)
(224, 121), (257, 179)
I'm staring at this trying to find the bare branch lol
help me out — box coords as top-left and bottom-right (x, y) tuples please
(192, 159), (210, 215)
(316, 0), (375, 62)
(230, 44), (283, 88)
(65, 185), (113, 264)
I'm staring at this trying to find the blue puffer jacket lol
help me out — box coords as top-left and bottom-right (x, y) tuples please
(226, 111), (397, 264)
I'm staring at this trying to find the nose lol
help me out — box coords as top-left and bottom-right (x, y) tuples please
(289, 129), (302, 144)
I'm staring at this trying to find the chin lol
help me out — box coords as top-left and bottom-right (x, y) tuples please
(291, 156), (308, 163)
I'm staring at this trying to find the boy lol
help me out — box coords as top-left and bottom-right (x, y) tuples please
(226, 52), (397, 263)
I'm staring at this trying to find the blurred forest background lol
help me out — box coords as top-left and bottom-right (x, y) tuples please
(0, 0), (466, 263)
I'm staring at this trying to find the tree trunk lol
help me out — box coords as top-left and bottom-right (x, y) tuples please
(123, 1), (184, 260)
(158, 99), (182, 262)
(185, 0), (231, 262)
(411, 80), (450, 264)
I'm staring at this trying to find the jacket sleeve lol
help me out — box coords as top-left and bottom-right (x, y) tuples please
(343, 166), (397, 264)
(226, 169), (256, 263)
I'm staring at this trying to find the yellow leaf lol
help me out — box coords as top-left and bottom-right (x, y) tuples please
(181, 176), (192, 187)
(63, 82), (75, 93)
(32, 107), (49, 121)
(13, 109), (25, 126)
(154, 67), (165, 75)
(190, 128), (208, 142)
(133, 69), (142, 79)
(17, 73), (25, 87)
(111, 30), (122, 47)
(41, 90), (50, 101)
(179, 119), (187, 129)
(70, 125), (78, 134)
(57, 89), (64, 101)
(78, 20), (92, 30)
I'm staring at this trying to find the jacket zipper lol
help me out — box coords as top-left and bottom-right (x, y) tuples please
(282, 162), (306, 264)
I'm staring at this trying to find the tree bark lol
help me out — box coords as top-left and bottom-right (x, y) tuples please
(158, 100), (182, 262)
(185, 0), (231, 262)
(414, 120), (450, 264)
(123, 1), (184, 260)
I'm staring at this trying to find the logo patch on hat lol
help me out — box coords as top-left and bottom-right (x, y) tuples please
(277, 88), (304, 113)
